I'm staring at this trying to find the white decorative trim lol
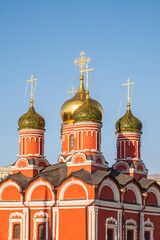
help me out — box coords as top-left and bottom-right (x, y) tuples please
(106, 217), (118, 240)
(0, 181), (21, 201)
(144, 218), (154, 240)
(125, 183), (142, 205)
(144, 218), (154, 228)
(59, 179), (88, 200)
(99, 179), (120, 202)
(125, 219), (137, 240)
(26, 180), (54, 201)
(33, 211), (49, 240)
(24, 200), (55, 207)
(126, 219), (137, 225)
(8, 212), (24, 240)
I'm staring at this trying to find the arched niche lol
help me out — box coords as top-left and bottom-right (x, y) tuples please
(114, 162), (129, 171)
(99, 179), (120, 202)
(99, 185), (114, 201)
(146, 186), (160, 207)
(59, 179), (88, 200)
(72, 153), (86, 164)
(26, 180), (54, 201)
(16, 158), (28, 168)
(0, 182), (21, 201)
(124, 183), (142, 205)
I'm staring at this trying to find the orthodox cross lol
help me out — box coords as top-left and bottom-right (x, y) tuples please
(74, 51), (91, 73)
(122, 78), (135, 104)
(80, 64), (94, 92)
(68, 86), (77, 96)
(27, 75), (38, 102)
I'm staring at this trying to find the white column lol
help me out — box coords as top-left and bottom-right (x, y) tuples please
(81, 131), (83, 150)
(89, 209), (92, 240)
(56, 209), (59, 240)
(25, 137), (27, 155)
(96, 132), (98, 151)
(117, 210), (122, 240)
(140, 213), (144, 240)
(77, 132), (79, 150)
(124, 141), (126, 159)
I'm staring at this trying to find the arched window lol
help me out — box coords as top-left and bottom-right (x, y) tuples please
(13, 224), (20, 239)
(70, 135), (74, 151)
(38, 223), (45, 240)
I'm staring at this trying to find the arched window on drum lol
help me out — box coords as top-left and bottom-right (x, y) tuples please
(13, 224), (20, 240)
(70, 135), (74, 151)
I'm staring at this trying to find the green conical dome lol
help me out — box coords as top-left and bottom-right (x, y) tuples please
(116, 104), (142, 133)
(18, 102), (45, 130)
(73, 95), (103, 123)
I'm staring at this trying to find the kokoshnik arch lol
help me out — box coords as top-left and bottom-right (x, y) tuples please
(0, 52), (159, 240)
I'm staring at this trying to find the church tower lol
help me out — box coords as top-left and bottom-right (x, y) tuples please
(113, 79), (148, 180)
(59, 51), (108, 173)
(12, 75), (49, 177)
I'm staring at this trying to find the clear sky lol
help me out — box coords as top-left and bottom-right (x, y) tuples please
(0, 0), (160, 174)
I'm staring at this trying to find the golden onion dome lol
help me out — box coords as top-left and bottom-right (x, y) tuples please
(60, 75), (103, 124)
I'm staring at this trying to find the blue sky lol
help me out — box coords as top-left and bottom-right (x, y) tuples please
(0, 0), (160, 174)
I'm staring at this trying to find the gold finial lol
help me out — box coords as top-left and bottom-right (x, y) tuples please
(122, 78), (135, 108)
(81, 64), (94, 92)
(27, 75), (38, 106)
(68, 86), (77, 96)
(74, 51), (91, 74)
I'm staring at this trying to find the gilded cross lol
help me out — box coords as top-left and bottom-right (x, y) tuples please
(74, 51), (91, 73)
(122, 78), (135, 104)
(68, 86), (77, 96)
(27, 75), (38, 102)
(80, 64), (94, 92)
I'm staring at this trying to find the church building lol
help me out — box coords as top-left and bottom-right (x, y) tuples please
(0, 52), (159, 240)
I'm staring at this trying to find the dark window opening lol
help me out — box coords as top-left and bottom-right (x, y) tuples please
(144, 231), (150, 240)
(70, 135), (74, 151)
(127, 230), (133, 240)
(107, 229), (113, 240)
(13, 224), (20, 239)
(38, 223), (45, 240)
